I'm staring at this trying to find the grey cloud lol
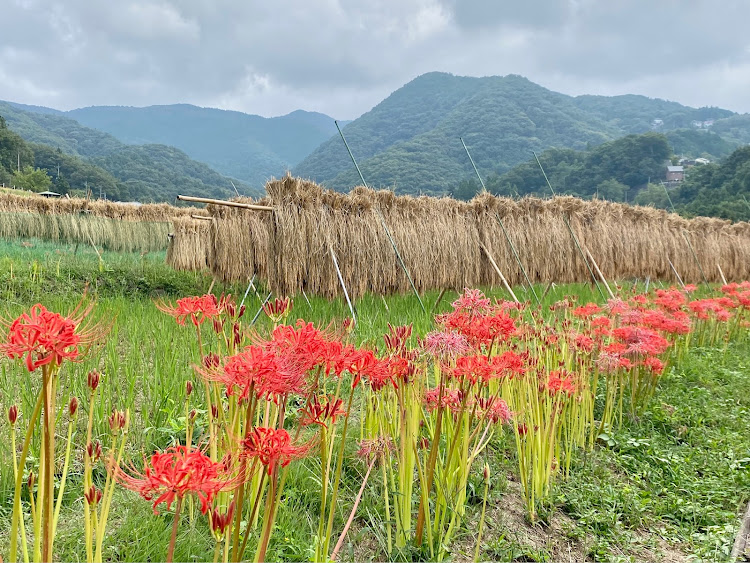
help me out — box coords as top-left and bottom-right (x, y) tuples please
(1, 0), (750, 118)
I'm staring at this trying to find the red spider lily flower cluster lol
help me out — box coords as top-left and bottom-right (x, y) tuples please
(299, 395), (346, 427)
(113, 445), (239, 514)
(1, 304), (82, 371)
(155, 294), (223, 327)
(242, 427), (311, 474)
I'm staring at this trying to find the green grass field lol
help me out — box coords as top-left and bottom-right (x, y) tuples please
(0, 238), (748, 562)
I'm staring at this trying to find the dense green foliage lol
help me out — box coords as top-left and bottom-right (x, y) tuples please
(636, 146), (750, 221)
(66, 105), (340, 188)
(294, 73), (750, 197)
(0, 102), (249, 201)
(0, 116), (34, 185)
(484, 133), (671, 201)
(571, 94), (733, 133)
(11, 166), (52, 192)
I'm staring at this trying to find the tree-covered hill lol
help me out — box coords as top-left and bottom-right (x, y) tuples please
(294, 73), (621, 194)
(293, 72), (748, 196)
(66, 105), (340, 188)
(0, 102), (249, 201)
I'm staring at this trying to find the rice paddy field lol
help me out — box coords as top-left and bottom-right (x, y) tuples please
(0, 237), (749, 563)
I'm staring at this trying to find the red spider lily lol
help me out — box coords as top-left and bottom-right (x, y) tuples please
(155, 294), (222, 327)
(356, 437), (395, 462)
(654, 288), (687, 312)
(202, 346), (306, 402)
(642, 356), (665, 374)
(263, 297), (293, 322)
(360, 353), (393, 391)
(612, 326), (671, 357)
(8, 404), (18, 425)
(451, 288), (492, 314)
(571, 332), (595, 353)
(683, 284), (698, 293)
(84, 486), (103, 506)
(451, 353), (522, 385)
(265, 321), (336, 373)
(421, 330), (470, 357)
(689, 298), (733, 321)
(299, 395), (346, 427)
(242, 427), (311, 474)
(0, 304), (86, 372)
(438, 309), (516, 348)
(210, 501), (235, 536)
(572, 303), (602, 318)
(638, 309), (691, 335)
(87, 370), (101, 392)
(112, 445), (239, 514)
(383, 324), (413, 354)
(604, 298), (631, 315)
(476, 396), (513, 424)
(545, 370), (576, 396)
(424, 387), (463, 413)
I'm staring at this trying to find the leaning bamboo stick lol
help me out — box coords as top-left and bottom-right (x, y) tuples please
(330, 244), (357, 323)
(191, 214), (213, 221)
(718, 264), (728, 286)
(667, 258), (686, 289)
(586, 249), (615, 299)
(177, 195), (274, 211)
(480, 243), (519, 304)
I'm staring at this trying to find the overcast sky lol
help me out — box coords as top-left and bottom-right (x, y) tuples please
(3, 0), (750, 119)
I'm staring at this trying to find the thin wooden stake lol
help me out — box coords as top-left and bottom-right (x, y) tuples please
(480, 243), (519, 304)
(718, 264), (728, 286)
(533, 152), (606, 301)
(239, 274), (257, 309)
(586, 249), (615, 299)
(667, 258), (686, 289)
(335, 121), (425, 313)
(541, 281), (555, 301)
(190, 214), (213, 221)
(330, 244), (356, 324)
(207, 278), (216, 294)
(432, 287), (448, 313)
(251, 292), (273, 325)
(301, 287), (313, 311)
(380, 294), (390, 313)
(460, 137), (539, 304)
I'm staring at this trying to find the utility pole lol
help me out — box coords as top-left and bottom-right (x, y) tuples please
(17, 152), (20, 172)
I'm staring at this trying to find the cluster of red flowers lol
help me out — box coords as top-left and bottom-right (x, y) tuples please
(114, 445), (238, 514)
(242, 427), (311, 474)
(1, 304), (82, 371)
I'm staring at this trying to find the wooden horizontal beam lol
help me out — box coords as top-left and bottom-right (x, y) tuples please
(177, 195), (274, 211)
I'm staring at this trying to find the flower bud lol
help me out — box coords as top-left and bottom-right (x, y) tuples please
(87, 370), (101, 392)
(27, 471), (35, 489)
(85, 486), (103, 506)
(185, 380), (194, 398)
(68, 396), (79, 417)
(483, 462), (491, 484)
(109, 409), (126, 431)
(238, 304), (246, 319)
(8, 405), (19, 426)
(211, 404), (219, 419)
(203, 353), (220, 369)
(87, 440), (103, 463)
(189, 409), (197, 421)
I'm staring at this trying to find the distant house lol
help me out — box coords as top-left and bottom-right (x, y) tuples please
(651, 118), (664, 129)
(666, 165), (684, 182)
(38, 191), (61, 198)
(694, 157), (710, 165)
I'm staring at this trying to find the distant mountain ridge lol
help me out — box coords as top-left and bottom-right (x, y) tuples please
(294, 72), (744, 195)
(66, 104), (342, 188)
(0, 101), (247, 202)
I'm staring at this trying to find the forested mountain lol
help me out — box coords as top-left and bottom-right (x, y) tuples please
(294, 72), (750, 196)
(0, 102), (249, 201)
(66, 105), (340, 187)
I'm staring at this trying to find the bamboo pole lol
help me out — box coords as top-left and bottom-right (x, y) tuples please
(480, 243), (519, 304)
(190, 214), (213, 221)
(432, 287), (448, 313)
(251, 292), (273, 325)
(460, 137), (539, 304)
(239, 274), (257, 309)
(533, 152), (606, 301)
(718, 264), (728, 286)
(586, 249), (615, 299)
(667, 258), (686, 289)
(177, 195), (274, 211)
(330, 244), (356, 323)
(335, 121), (425, 313)
(301, 287), (313, 311)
